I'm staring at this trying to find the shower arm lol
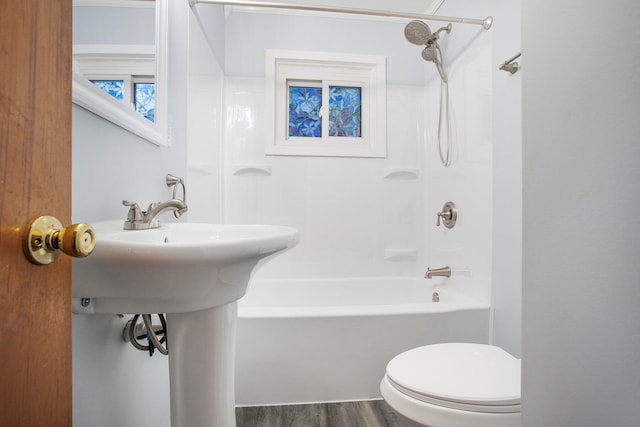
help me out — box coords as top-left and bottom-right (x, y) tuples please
(189, 0), (493, 30)
(431, 23), (453, 40)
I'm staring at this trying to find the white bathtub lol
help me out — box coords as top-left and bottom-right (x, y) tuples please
(235, 278), (491, 406)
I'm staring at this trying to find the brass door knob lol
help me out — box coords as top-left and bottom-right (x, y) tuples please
(23, 216), (96, 265)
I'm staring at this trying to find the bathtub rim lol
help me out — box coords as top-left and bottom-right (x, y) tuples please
(238, 277), (490, 319)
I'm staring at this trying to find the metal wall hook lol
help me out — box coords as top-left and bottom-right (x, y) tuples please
(499, 52), (521, 74)
(166, 173), (186, 218)
(166, 173), (183, 187)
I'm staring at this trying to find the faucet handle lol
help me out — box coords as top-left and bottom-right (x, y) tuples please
(122, 200), (143, 220)
(436, 211), (451, 226)
(436, 201), (457, 229)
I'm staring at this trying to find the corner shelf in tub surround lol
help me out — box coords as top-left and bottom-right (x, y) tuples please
(232, 164), (273, 176)
(382, 167), (420, 180)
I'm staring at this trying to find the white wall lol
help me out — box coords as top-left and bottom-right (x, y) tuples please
(71, 1), (192, 425)
(224, 11), (429, 84)
(72, 106), (174, 427)
(489, 0), (522, 358)
(522, 0), (640, 425)
(73, 5), (155, 46)
(190, 4), (226, 71)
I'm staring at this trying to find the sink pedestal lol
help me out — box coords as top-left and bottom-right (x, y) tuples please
(166, 303), (238, 427)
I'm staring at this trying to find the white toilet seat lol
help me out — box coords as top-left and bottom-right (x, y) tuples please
(381, 343), (521, 427)
(386, 376), (520, 413)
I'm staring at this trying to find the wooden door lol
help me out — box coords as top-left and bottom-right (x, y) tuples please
(0, 0), (73, 425)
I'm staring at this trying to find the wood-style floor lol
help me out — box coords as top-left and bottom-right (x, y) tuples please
(236, 399), (405, 427)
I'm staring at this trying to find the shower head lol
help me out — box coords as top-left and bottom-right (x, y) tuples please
(421, 45), (437, 62)
(421, 44), (448, 83)
(405, 21), (452, 46)
(405, 20), (451, 83)
(404, 20), (432, 45)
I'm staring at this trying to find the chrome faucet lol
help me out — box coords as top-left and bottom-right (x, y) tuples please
(122, 174), (188, 230)
(425, 266), (452, 279)
(122, 199), (188, 230)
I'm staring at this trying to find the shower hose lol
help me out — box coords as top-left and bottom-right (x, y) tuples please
(438, 79), (453, 167)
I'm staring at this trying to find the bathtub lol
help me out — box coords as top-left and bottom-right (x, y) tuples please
(235, 277), (491, 406)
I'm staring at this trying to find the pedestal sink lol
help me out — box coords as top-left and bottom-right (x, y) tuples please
(73, 220), (299, 426)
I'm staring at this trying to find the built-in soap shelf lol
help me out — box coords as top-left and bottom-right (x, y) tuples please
(232, 164), (273, 176)
(384, 248), (419, 262)
(187, 164), (215, 176)
(382, 167), (420, 180)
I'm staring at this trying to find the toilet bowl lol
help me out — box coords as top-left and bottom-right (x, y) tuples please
(380, 343), (521, 427)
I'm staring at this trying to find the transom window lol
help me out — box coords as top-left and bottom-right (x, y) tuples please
(266, 50), (386, 158)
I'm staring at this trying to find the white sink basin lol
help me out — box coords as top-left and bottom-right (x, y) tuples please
(73, 220), (299, 314)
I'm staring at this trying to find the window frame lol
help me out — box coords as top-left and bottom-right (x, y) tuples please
(266, 50), (387, 158)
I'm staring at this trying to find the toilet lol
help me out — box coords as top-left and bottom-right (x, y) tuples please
(380, 343), (521, 427)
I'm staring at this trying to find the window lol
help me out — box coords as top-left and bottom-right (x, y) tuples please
(133, 79), (156, 122)
(89, 76), (155, 123)
(73, 44), (156, 122)
(91, 80), (125, 101)
(288, 83), (362, 138)
(266, 50), (387, 157)
(288, 83), (322, 137)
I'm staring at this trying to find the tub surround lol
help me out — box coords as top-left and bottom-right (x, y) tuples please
(214, 1), (494, 408)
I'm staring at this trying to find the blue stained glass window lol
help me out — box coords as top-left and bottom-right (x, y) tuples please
(134, 82), (155, 123)
(289, 86), (322, 137)
(329, 86), (361, 137)
(91, 80), (124, 102)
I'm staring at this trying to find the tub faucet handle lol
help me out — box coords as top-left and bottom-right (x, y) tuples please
(436, 210), (452, 226)
(436, 201), (457, 229)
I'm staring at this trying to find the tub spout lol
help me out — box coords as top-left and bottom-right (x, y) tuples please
(425, 266), (451, 279)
